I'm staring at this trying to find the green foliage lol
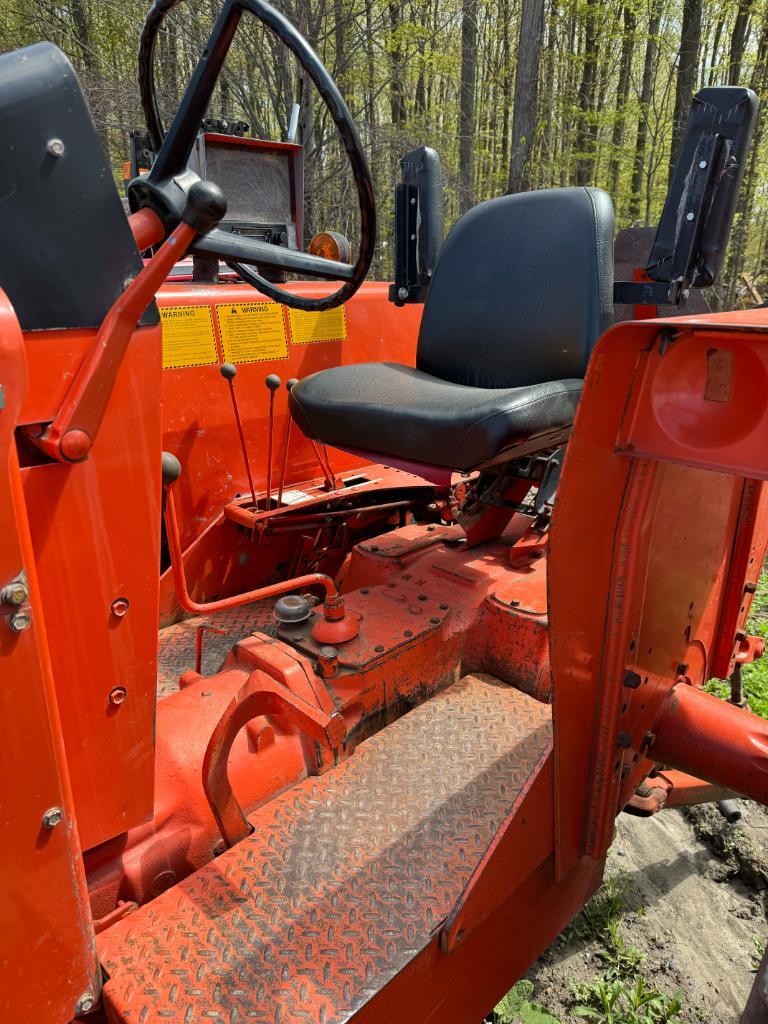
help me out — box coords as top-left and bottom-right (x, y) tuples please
(570, 978), (683, 1024)
(576, 875), (633, 942)
(706, 569), (768, 719)
(2, 0), (768, 295)
(492, 981), (562, 1024)
(597, 921), (645, 981)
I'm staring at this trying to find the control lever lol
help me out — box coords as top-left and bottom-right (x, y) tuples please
(277, 378), (298, 506)
(38, 181), (226, 462)
(265, 374), (281, 509)
(220, 363), (256, 502)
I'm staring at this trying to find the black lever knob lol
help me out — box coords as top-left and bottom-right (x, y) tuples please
(183, 180), (227, 234)
(286, 377), (299, 392)
(266, 374), (282, 392)
(220, 362), (237, 381)
(161, 451), (182, 487)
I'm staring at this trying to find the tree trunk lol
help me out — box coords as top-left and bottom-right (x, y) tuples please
(388, 1), (406, 127)
(506, 0), (544, 194)
(708, 12), (726, 86)
(629, 1), (661, 222)
(458, 0), (478, 211)
(574, 0), (599, 186)
(668, 0), (703, 187)
(727, 0), (754, 85)
(608, 5), (636, 202)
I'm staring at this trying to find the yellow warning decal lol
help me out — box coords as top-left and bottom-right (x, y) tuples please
(216, 302), (289, 363)
(160, 305), (218, 369)
(288, 305), (347, 345)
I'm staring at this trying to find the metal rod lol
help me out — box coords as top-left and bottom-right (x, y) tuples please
(310, 440), (336, 490)
(163, 487), (338, 613)
(277, 378), (298, 506)
(220, 364), (256, 500)
(265, 375), (281, 508)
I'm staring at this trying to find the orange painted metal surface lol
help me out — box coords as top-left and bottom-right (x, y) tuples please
(653, 682), (768, 802)
(98, 675), (553, 1023)
(157, 280), (423, 550)
(85, 517), (554, 918)
(549, 309), (768, 877)
(0, 290), (99, 1021)
(21, 320), (164, 851)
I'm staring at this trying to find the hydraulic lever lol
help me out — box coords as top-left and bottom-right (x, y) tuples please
(265, 374), (281, 508)
(220, 362), (257, 501)
(36, 181), (226, 463)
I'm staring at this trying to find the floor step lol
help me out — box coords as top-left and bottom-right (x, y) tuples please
(99, 674), (552, 1023)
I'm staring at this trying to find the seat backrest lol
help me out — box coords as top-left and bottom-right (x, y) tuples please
(416, 187), (614, 389)
(0, 42), (154, 331)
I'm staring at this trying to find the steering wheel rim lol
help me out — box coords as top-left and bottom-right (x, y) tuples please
(134, 0), (376, 311)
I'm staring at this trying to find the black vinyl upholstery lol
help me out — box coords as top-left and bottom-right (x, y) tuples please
(290, 187), (614, 471)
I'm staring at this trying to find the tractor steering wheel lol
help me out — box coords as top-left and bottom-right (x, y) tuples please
(132, 0), (376, 311)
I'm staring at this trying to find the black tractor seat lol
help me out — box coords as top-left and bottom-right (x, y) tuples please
(290, 187), (614, 472)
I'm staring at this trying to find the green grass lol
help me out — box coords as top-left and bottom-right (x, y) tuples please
(570, 978), (683, 1023)
(492, 981), (561, 1023)
(705, 571), (768, 718)
(490, 876), (679, 1024)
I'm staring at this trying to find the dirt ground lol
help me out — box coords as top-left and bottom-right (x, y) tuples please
(524, 802), (768, 1022)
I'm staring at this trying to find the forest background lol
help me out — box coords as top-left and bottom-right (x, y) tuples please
(2, 0), (767, 308)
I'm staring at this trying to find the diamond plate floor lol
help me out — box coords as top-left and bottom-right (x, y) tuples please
(157, 602), (278, 696)
(99, 674), (552, 1023)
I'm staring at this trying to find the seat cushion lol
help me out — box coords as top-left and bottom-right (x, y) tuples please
(290, 362), (582, 471)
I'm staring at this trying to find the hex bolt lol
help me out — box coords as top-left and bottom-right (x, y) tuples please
(374, 645), (385, 653)
(397, 287), (409, 301)
(108, 687), (127, 706)
(439, 604), (449, 611)
(46, 137), (65, 157)
(745, 581), (758, 594)
(404, 630), (413, 638)
(42, 806), (64, 829)
(8, 610), (31, 632)
(1, 576), (29, 606)
(111, 597), (130, 618)
(75, 991), (95, 1016)
(698, 159), (708, 169)
(623, 670), (641, 689)
(686, 211), (695, 222)
(616, 731), (633, 749)
(430, 617), (440, 625)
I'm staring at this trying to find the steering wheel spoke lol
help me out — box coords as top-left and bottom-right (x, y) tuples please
(133, 0), (375, 310)
(192, 229), (356, 281)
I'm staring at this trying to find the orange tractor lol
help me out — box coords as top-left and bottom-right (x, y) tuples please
(2, 1), (768, 1020)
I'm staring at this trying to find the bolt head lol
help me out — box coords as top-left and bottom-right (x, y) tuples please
(111, 597), (130, 618)
(42, 806), (63, 829)
(8, 610), (31, 632)
(698, 159), (708, 169)
(686, 211), (695, 222)
(2, 580), (29, 606)
(75, 991), (95, 1015)
(46, 137), (65, 157)
(108, 686), (127, 706)
(397, 286), (409, 301)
